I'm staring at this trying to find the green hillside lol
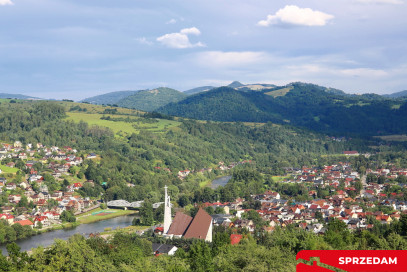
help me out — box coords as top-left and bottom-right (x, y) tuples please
(184, 86), (215, 95)
(81, 90), (141, 105)
(159, 87), (282, 122)
(384, 90), (407, 99)
(117, 87), (187, 111)
(158, 83), (407, 136)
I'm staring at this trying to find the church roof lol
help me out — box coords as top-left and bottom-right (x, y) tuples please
(184, 208), (212, 240)
(167, 212), (193, 236)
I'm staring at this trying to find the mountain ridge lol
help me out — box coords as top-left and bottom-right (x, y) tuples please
(184, 86), (216, 95)
(158, 83), (407, 135)
(117, 87), (187, 111)
(384, 90), (407, 98)
(81, 90), (142, 105)
(0, 93), (40, 100)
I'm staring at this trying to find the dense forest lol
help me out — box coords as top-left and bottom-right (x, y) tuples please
(117, 88), (187, 111)
(158, 83), (407, 136)
(0, 100), (371, 205)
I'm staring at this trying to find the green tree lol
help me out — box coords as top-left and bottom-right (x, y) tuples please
(60, 210), (76, 223)
(354, 180), (363, 194)
(189, 240), (214, 272)
(137, 201), (154, 226)
(324, 218), (352, 249)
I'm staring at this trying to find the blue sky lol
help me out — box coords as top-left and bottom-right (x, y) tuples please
(0, 0), (406, 100)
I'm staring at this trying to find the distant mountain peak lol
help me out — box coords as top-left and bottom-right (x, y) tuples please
(228, 81), (244, 88)
(148, 89), (160, 95)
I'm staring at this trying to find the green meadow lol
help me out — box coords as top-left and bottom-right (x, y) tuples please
(77, 208), (137, 224)
(0, 165), (19, 174)
(66, 112), (180, 137)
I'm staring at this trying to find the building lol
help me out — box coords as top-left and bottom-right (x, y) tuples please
(163, 186), (172, 234)
(152, 243), (178, 256)
(343, 151), (359, 156)
(163, 186), (213, 242)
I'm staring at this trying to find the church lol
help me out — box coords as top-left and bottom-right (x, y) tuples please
(163, 186), (213, 242)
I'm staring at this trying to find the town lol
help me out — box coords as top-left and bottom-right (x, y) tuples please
(0, 141), (99, 237)
(149, 158), (407, 256)
(2, 140), (407, 242)
(188, 162), (407, 235)
(2, 139), (407, 259)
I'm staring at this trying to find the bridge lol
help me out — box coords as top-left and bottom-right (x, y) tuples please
(106, 200), (173, 210)
(106, 200), (144, 209)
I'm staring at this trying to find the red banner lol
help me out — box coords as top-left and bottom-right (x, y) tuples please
(297, 250), (407, 272)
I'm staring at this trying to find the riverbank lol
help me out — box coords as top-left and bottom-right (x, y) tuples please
(1, 213), (138, 255)
(199, 174), (229, 188)
(0, 208), (137, 247)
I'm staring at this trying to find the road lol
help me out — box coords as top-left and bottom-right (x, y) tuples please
(359, 174), (367, 197)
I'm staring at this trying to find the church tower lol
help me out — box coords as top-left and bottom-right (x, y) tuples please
(163, 185), (172, 234)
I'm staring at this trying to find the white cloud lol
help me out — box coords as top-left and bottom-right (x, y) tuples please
(194, 51), (268, 67)
(286, 64), (325, 74)
(166, 19), (177, 24)
(357, 0), (403, 4)
(135, 37), (153, 45)
(157, 27), (204, 49)
(340, 68), (388, 77)
(180, 27), (201, 35)
(0, 0), (13, 6)
(257, 5), (334, 27)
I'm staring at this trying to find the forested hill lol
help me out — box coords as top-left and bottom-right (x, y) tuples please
(384, 90), (407, 99)
(160, 87), (282, 123)
(0, 93), (39, 99)
(81, 90), (141, 105)
(158, 83), (407, 136)
(0, 100), (368, 189)
(117, 87), (187, 111)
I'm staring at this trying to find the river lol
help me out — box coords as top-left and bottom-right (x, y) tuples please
(0, 214), (137, 255)
(1, 177), (232, 255)
(210, 175), (232, 189)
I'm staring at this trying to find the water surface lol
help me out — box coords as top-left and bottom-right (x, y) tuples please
(0, 214), (136, 255)
(211, 175), (232, 189)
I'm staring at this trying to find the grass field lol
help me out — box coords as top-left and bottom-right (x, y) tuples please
(374, 135), (407, 142)
(199, 179), (211, 188)
(58, 101), (143, 115)
(77, 208), (137, 224)
(271, 175), (291, 182)
(60, 174), (86, 184)
(265, 86), (293, 97)
(100, 225), (148, 236)
(66, 112), (180, 136)
(0, 164), (19, 174)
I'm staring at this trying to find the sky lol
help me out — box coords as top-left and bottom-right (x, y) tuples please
(0, 0), (406, 100)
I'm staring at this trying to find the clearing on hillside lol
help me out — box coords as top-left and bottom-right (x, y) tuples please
(66, 112), (180, 137)
(265, 86), (293, 98)
(374, 135), (407, 142)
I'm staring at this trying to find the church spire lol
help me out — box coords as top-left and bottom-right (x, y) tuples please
(163, 185), (172, 234)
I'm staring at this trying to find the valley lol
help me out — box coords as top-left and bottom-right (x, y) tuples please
(1, 90), (407, 271)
